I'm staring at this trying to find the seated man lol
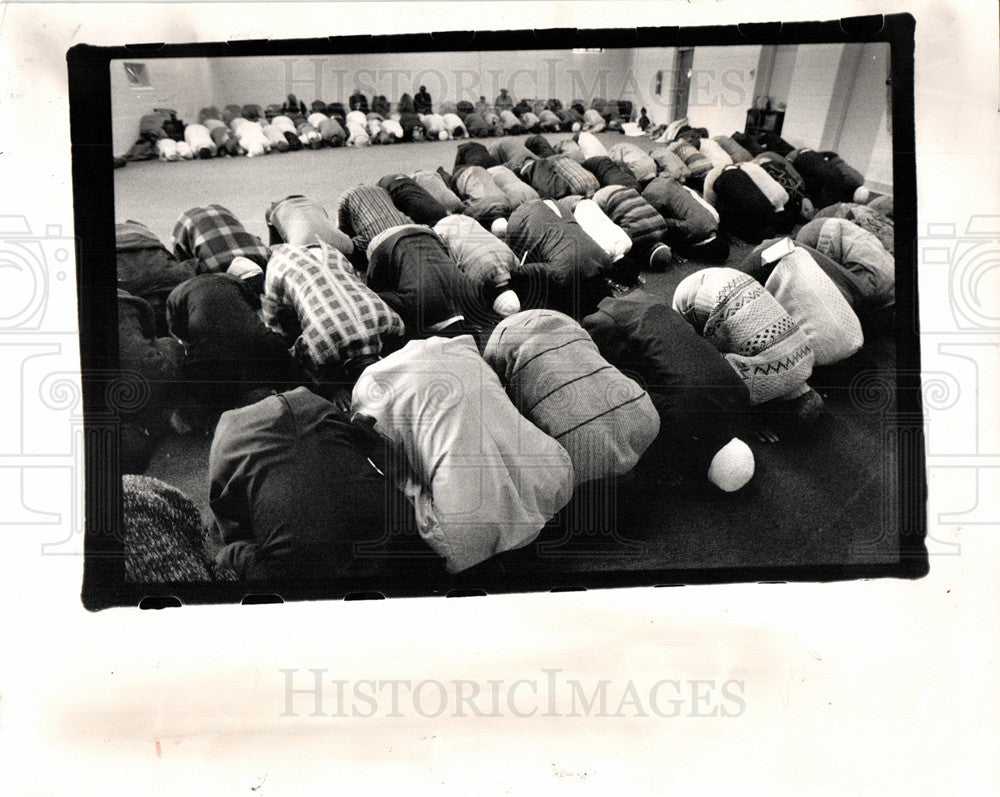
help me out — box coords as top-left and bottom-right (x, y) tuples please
(414, 85), (433, 114)
(348, 89), (370, 113)
(494, 88), (515, 112)
(365, 224), (476, 337)
(208, 387), (406, 580)
(484, 310), (660, 486)
(172, 205), (271, 274)
(335, 184), (414, 263)
(673, 267), (823, 423)
(166, 264), (307, 419)
(351, 336), (574, 574)
(581, 291), (757, 492)
(264, 195), (354, 257)
(263, 243), (405, 385)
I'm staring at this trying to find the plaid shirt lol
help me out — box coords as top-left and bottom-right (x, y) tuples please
(335, 185), (412, 256)
(172, 205), (270, 273)
(264, 243), (404, 368)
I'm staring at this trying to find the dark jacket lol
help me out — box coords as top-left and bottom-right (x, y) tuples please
(377, 174), (449, 227)
(453, 141), (499, 169)
(641, 177), (718, 245)
(166, 274), (303, 408)
(524, 135), (556, 158)
(711, 166), (779, 244)
(116, 221), (197, 336)
(462, 111), (491, 138)
(582, 156), (640, 190)
(519, 158), (573, 200)
(366, 226), (472, 335)
(209, 387), (404, 580)
(581, 290), (750, 450)
(505, 200), (611, 283)
(414, 90), (432, 114)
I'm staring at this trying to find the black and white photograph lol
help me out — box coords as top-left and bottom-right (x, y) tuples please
(2, 1), (999, 793)
(75, 19), (924, 604)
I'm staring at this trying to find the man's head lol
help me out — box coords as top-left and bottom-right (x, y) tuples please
(419, 85), (427, 93)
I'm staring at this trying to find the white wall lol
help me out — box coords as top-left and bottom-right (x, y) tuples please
(686, 45), (761, 135)
(624, 47), (680, 125)
(111, 58), (214, 154)
(780, 43), (846, 149)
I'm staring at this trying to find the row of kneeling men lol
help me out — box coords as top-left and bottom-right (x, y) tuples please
(117, 199), (894, 580)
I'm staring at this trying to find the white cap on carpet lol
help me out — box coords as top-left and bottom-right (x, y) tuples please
(707, 437), (755, 492)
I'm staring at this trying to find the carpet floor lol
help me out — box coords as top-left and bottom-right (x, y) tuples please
(114, 130), (900, 584)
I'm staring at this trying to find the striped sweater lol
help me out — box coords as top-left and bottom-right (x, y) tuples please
(484, 309), (660, 485)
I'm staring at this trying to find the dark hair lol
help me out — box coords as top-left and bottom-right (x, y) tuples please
(419, 85), (426, 92)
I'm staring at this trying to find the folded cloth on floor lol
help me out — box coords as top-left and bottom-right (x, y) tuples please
(265, 195), (354, 255)
(484, 309), (659, 485)
(172, 205), (271, 273)
(209, 388), (403, 579)
(673, 268), (815, 405)
(264, 243), (405, 370)
(351, 336), (574, 573)
(763, 247), (864, 365)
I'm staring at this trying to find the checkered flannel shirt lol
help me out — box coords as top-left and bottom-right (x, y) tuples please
(335, 185), (412, 255)
(264, 243), (404, 368)
(172, 205), (271, 273)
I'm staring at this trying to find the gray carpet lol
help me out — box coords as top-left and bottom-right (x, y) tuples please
(117, 130), (900, 577)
